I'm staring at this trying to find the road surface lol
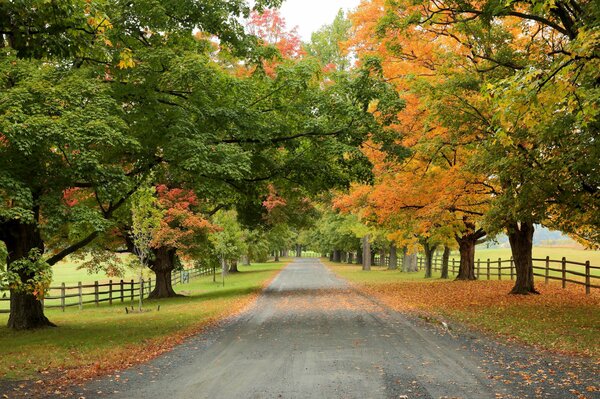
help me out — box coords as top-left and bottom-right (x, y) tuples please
(75, 258), (599, 399)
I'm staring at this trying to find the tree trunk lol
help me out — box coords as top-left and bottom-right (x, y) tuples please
(328, 252), (333, 261)
(507, 221), (538, 294)
(2, 218), (55, 330)
(362, 235), (371, 271)
(423, 241), (437, 278)
(229, 260), (239, 273)
(379, 248), (386, 267)
(148, 247), (180, 299)
(455, 234), (477, 280)
(356, 246), (363, 265)
(454, 221), (485, 281)
(333, 249), (341, 262)
(274, 251), (279, 262)
(402, 246), (418, 272)
(295, 244), (302, 257)
(441, 245), (450, 279)
(242, 255), (250, 266)
(388, 243), (397, 270)
(348, 252), (354, 264)
(370, 250), (376, 266)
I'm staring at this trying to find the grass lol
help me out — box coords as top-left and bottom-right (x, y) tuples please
(326, 260), (600, 358)
(0, 260), (287, 381)
(471, 246), (600, 265)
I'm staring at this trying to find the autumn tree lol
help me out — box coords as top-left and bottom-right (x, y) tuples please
(377, 0), (600, 293)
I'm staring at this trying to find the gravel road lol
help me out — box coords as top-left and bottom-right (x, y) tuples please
(72, 258), (599, 399)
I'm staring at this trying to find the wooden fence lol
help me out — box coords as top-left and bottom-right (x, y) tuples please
(0, 266), (215, 314)
(328, 253), (600, 295)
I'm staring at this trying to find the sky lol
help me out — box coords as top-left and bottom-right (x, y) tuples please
(278, 0), (362, 40)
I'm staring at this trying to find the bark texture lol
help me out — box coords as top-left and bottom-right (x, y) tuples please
(148, 247), (181, 299)
(388, 244), (397, 270)
(229, 260), (239, 273)
(423, 242), (437, 279)
(507, 221), (539, 295)
(455, 219), (485, 281)
(362, 235), (371, 271)
(2, 217), (55, 330)
(441, 245), (450, 279)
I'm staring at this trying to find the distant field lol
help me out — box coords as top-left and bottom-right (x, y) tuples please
(50, 255), (151, 285)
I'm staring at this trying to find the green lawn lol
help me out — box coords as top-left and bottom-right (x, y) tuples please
(49, 254), (150, 285)
(464, 246), (600, 266)
(0, 260), (287, 380)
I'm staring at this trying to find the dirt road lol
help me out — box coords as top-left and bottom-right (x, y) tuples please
(75, 258), (599, 399)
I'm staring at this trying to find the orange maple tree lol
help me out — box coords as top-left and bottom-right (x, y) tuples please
(332, 0), (494, 279)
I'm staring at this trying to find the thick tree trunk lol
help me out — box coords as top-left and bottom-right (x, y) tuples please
(455, 235), (477, 280)
(229, 260), (239, 273)
(455, 220), (485, 281)
(388, 243), (398, 270)
(402, 246), (418, 272)
(274, 251), (279, 262)
(362, 235), (371, 271)
(295, 244), (302, 257)
(507, 221), (538, 294)
(333, 250), (341, 263)
(423, 242), (437, 278)
(2, 218), (55, 330)
(441, 245), (450, 279)
(356, 246), (363, 265)
(148, 247), (180, 299)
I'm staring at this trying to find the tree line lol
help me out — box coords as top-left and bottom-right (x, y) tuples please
(306, 0), (599, 295)
(0, 2), (401, 330)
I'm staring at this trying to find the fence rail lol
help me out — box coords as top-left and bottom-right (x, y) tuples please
(0, 266), (215, 314)
(324, 252), (599, 295)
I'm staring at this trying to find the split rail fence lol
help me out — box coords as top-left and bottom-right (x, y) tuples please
(0, 266), (215, 314)
(326, 253), (600, 295)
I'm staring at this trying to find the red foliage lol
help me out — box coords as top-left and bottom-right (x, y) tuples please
(62, 187), (93, 207)
(262, 184), (287, 212)
(247, 9), (305, 59)
(152, 185), (216, 250)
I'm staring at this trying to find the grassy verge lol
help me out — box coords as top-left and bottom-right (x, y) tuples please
(0, 260), (287, 381)
(326, 260), (600, 358)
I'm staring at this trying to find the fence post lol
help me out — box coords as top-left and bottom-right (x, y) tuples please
(130, 280), (134, 302)
(510, 258), (514, 280)
(545, 256), (550, 284)
(498, 258), (502, 280)
(141, 279), (145, 299)
(120, 279), (124, 303)
(477, 259), (481, 279)
(109, 279), (113, 305)
(94, 281), (99, 306)
(452, 259), (456, 274)
(486, 258), (490, 280)
(561, 257), (566, 289)
(60, 282), (66, 312)
(78, 281), (83, 311)
(585, 261), (590, 295)
(148, 278), (152, 296)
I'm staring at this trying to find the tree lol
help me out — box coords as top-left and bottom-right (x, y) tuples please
(306, 9), (353, 71)
(210, 210), (247, 274)
(0, 0), (287, 329)
(130, 185), (163, 308)
(377, 0), (600, 293)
